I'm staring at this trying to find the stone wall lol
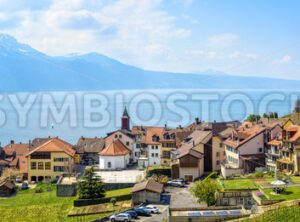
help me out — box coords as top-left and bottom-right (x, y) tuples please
(215, 189), (256, 206)
(56, 176), (77, 197)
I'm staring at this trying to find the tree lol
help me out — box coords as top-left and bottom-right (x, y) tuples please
(274, 112), (278, 119)
(110, 198), (117, 207)
(246, 114), (261, 122)
(78, 166), (105, 199)
(190, 178), (217, 206)
(262, 113), (268, 118)
(269, 112), (274, 118)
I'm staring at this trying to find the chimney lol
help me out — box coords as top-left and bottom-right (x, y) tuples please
(192, 140), (195, 147)
(10, 140), (14, 144)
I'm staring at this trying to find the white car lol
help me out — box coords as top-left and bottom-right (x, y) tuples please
(109, 213), (131, 222)
(144, 205), (159, 214)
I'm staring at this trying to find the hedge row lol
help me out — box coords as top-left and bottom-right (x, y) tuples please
(74, 194), (132, 207)
(146, 168), (171, 178)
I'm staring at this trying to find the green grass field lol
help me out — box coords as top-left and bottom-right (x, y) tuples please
(263, 186), (300, 200)
(221, 179), (258, 189)
(0, 184), (132, 222)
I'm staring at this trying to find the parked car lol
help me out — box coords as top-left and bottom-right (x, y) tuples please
(125, 210), (138, 219)
(144, 205), (159, 214)
(21, 182), (28, 190)
(167, 179), (184, 187)
(110, 213), (131, 222)
(134, 208), (151, 216)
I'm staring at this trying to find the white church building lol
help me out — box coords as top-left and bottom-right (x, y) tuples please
(99, 139), (131, 170)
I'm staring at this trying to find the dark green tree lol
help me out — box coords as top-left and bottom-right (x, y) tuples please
(190, 178), (217, 206)
(274, 112), (278, 119)
(262, 113), (268, 118)
(78, 166), (105, 199)
(269, 112), (274, 118)
(246, 114), (261, 122)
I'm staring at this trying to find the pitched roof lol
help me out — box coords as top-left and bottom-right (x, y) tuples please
(223, 125), (265, 149)
(29, 138), (52, 150)
(0, 180), (14, 190)
(76, 137), (105, 153)
(132, 126), (165, 144)
(286, 125), (300, 142)
(3, 143), (30, 173)
(259, 118), (291, 127)
(177, 148), (204, 159)
(3, 143), (29, 156)
(26, 138), (75, 157)
(131, 180), (163, 193)
(99, 139), (130, 156)
(178, 130), (212, 154)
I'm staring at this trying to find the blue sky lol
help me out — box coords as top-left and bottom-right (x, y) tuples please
(0, 0), (299, 79)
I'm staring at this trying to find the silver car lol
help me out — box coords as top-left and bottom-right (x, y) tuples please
(109, 213), (131, 222)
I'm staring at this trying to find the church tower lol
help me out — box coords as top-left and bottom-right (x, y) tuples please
(121, 106), (130, 130)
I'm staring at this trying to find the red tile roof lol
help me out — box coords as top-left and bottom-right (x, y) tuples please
(26, 138), (75, 157)
(99, 139), (130, 156)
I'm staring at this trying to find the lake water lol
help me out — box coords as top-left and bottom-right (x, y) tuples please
(0, 88), (299, 145)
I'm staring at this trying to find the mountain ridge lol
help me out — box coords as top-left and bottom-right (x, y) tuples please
(0, 34), (299, 93)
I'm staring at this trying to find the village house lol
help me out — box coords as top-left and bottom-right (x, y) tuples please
(172, 130), (212, 182)
(277, 125), (300, 174)
(160, 127), (192, 166)
(222, 124), (268, 176)
(0, 141), (30, 180)
(74, 137), (105, 165)
(131, 180), (163, 205)
(266, 134), (282, 171)
(132, 126), (164, 167)
(26, 138), (75, 183)
(98, 139), (131, 170)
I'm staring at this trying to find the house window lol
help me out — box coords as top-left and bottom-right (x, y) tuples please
(108, 162), (111, 168)
(45, 162), (51, 170)
(216, 152), (220, 157)
(126, 142), (129, 146)
(219, 143), (223, 148)
(54, 166), (65, 172)
(216, 160), (220, 166)
(152, 146), (154, 149)
(54, 158), (68, 162)
(152, 153), (154, 157)
(155, 153), (158, 157)
(31, 162), (36, 170)
(38, 162), (44, 170)
(115, 135), (118, 138)
(155, 146), (158, 149)
(258, 148), (264, 153)
(119, 135), (122, 138)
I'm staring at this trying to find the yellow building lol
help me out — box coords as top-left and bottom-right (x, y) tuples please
(26, 138), (75, 183)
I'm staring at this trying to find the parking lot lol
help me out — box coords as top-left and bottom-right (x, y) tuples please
(130, 205), (169, 222)
(165, 184), (207, 209)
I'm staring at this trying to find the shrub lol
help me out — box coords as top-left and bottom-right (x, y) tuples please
(149, 174), (169, 184)
(110, 198), (117, 206)
(34, 187), (43, 193)
(146, 168), (171, 178)
(253, 171), (264, 178)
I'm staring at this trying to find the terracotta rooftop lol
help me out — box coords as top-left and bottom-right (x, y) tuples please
(131, 180), (163, 193)
(26, 138), (75, 157)
(99, 139), (130, 156)
(178, 130), (212, 154)
(286, 125), (300, 142)
(132, 126), (165, 145)
(223, 124), (266, 149)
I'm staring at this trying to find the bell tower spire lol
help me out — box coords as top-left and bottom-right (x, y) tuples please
(121, 105), (130, 130)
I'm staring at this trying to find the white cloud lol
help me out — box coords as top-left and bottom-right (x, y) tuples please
(208, 33), (239, 48)
(273, 55), (291, 64)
